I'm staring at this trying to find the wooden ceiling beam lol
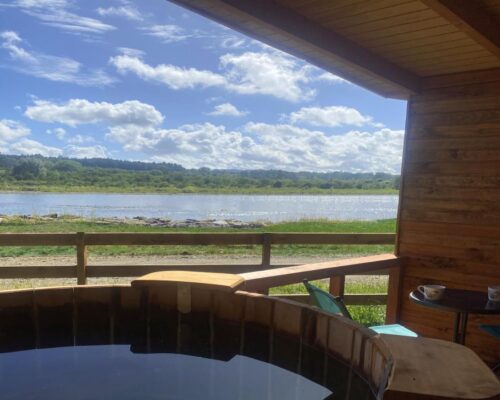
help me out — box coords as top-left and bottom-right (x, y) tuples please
(169, 0), (420, 98)
(421, 0), (500, 59)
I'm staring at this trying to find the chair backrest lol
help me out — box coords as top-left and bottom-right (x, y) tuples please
(303, 279), (353, 319)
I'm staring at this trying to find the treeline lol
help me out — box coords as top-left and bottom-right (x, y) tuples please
(0, 154), (400, 193)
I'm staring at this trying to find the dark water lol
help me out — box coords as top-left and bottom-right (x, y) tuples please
(0, 192), (398, 221)
(0, 345), (334, 399)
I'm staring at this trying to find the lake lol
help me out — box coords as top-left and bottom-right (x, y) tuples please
(0, 192), (398, 222)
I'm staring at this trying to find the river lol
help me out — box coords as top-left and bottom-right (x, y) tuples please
(0, 192), (398, 222)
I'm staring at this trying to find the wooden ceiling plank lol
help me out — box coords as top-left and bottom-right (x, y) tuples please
(353, 25), (461, 50)
(416, 61), (500, 76)
(315, 0), (423, 26)
(373, 31), (468, 52)
(421, 0), (500, 58)
(338, 10), (441, 36)
(395, 46), (489, 64)
(347, 19), (452, 42)
(421, 68), (500, 89)
(418, 61), (500, 77)
(289, 0), (415, 23)
(381, 39), (480, 59)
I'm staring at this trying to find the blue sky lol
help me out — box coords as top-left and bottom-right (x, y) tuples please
(0, 0), (407, 173)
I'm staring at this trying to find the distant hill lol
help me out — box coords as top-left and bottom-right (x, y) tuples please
(0, 154), (400, 194)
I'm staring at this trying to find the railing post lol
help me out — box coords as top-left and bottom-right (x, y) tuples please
(385, 261), (403, 324)
(261, 233), (271, 268)
(76, 232), (87, 285)
(329, 275), (345, 298)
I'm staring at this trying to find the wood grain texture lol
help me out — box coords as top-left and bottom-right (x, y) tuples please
(382, 335), (500, 400)
(397, 77), (500, 365)
(131, 271), (245, 292)
(240, 254), (399, 291)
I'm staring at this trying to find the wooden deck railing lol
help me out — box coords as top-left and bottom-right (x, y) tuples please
(0, 232), (400, 322)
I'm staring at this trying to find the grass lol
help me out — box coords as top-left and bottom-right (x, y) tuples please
(0, 184), (399, 195)
(0, 218), (396, 258)
(0, 217), (395, 326)
(270, 277), (387, 326)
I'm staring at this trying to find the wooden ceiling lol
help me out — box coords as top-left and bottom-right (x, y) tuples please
(169, 0), (500, 99)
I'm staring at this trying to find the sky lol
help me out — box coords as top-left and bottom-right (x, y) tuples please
(0, 0), (407, 173)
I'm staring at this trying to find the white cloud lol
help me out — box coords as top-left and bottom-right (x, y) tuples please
(9, 0), (115, 35)
(0, 31), (115, 86)
(66, 134), (94, 144)
(46, 127), (66, 139)
(104, 119), (403, 173)
(0, 119), (31, 144)
(25, 98), (164, 127)
(243, 123), (403, 173)
(110, 54), (227, 89)
(207, 103), (248, 117)
(65, 144), (109, 158)
(220, 36), (246, 49)
(8, 138), (63, 157)
(109, 50), (317, 102)
(288, 106), (376, 128)
(117, 47), (144, 57)
(96, 5), (142, 21)
(141, 25), (191, 43)
(220, 52), (315, 102)
(316, 72), (348, 84)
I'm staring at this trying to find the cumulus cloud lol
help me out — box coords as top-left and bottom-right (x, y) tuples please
(8, 0), (115, 35)
(96, 5), (142, 21)
(65, 144), (109, 158)
(207, 103), (248, 117)
(245, 123), (403, 172)
(141, 25), (191, 43)
(110, 54), (227, 89)
(25, 98), (164, 127)
(66, 134), (94, 144)
(0, 31), (115, 86)
(109, 50), (318, 102)
(46, 127), (66, 139)
(8, 138), (63, 157)
(220, 52), (315, 101)
(104, 119), (403, 173)
(288, 106), (376, 128)
(0, 119), (31, 144)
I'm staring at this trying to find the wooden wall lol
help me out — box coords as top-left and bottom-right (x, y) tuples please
(396, 70), (500, 364)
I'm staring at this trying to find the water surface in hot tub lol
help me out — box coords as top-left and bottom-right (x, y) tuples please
(0, 345), (335, 399)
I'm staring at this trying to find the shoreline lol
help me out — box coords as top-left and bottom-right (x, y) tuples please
(0, 188), (399, 196)
(0, 214), (268, 228)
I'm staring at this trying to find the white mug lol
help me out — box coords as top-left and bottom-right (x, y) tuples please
(488, 286), (500, 303)
(418, 284), (446, 301)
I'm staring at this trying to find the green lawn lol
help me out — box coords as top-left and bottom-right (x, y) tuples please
(0, 217), (395, 258)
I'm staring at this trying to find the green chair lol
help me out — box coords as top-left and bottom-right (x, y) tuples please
(479, 324), (500, 372)
(303, 279), (417, 337)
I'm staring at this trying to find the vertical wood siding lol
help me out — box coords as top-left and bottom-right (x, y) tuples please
(397, 72), (500, 364)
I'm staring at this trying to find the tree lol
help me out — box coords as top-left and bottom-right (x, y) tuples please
(11, 160), (46, 180)
(53, 160), (81, 173)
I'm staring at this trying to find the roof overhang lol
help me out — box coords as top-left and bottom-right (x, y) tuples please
(169, 0), (500, 100)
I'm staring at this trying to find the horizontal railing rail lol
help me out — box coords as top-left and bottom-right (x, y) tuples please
(0, 232), (399, 321)
(0, 232), (396, 246)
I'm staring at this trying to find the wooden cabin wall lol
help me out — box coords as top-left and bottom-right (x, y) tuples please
(396, 70), (500, 365)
